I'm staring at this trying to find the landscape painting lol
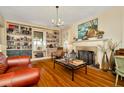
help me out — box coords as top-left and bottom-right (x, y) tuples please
(78, 18), (98, 39)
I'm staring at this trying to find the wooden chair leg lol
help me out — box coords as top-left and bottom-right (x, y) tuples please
(115, 74), (119, 86)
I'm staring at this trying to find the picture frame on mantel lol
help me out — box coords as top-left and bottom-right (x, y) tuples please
(78, 18), (98, 40)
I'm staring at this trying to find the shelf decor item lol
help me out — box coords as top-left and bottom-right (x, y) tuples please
(108, 39), (120, 71)
(96, 31), (104, 39)
(73, 37), (78, 41)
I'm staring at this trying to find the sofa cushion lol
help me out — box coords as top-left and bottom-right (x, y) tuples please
(0, 52), (8, 74)
(12, 68), (40, 87)
(0, 64), (8, 74)
(7, 56), (30, 67)
(6, 66), (30, 73)
(0, 68), (40, 87)
(0, 52), (7, 64)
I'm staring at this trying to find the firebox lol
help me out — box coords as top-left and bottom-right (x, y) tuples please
(78, 50), (95, 66)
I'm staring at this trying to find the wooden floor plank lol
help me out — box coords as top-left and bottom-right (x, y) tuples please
(32, 59), (124, 87)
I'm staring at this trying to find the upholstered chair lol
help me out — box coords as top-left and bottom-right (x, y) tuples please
(51, 47), (64, 59)
(114, 56), (124, 86)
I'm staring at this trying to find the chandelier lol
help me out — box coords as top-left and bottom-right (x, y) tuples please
(52, 6), (64, 27)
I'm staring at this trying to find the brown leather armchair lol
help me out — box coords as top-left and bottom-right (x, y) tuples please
(0, 52), (40, 87)
(51, 47), (64, 59)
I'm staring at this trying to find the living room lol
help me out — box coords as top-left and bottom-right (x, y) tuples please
(0, 5), (124, 89)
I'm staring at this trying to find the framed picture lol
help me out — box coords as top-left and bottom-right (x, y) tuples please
(78, 18), (98, 39)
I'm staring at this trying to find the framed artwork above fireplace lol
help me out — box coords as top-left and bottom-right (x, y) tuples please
(78, 18), (98, 39)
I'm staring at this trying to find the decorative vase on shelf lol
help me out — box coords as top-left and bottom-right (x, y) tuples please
(101, 51), (109, 71)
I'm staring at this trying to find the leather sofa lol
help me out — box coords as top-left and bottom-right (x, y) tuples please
(0, 52), (40, 87)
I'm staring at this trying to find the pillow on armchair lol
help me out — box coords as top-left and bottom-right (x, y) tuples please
(0, 52), (8, 74)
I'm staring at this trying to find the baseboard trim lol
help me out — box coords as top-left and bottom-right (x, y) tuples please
(31, 57), (51, 62)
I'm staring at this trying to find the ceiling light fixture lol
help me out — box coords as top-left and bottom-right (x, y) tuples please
(52, 6), (64, 27)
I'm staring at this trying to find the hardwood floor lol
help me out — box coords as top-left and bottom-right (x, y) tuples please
(32, 59), (124, 87)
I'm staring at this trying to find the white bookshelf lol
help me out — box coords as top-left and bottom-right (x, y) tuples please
(6, 22), (32, 50)
(6, 22), (32, 57)
(46, 31), (59, 56)
(5, 21), (60, 58)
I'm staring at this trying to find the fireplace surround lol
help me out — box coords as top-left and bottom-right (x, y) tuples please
(72, 39), (109, 69)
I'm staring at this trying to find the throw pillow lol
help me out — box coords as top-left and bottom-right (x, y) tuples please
(0, 52), (8, 74)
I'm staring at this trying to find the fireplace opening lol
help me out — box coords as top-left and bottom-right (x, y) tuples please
(78, 50), (95, 66)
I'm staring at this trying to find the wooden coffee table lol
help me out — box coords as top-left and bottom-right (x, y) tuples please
(53, 59), (87, 81)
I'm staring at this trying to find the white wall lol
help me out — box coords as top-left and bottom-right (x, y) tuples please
(98, 7), (122, 47)
(61, 7), (124, 67)
(0, 15), (6, 54)
(63, 7), (124, 48)
(122, 7), (124, 47)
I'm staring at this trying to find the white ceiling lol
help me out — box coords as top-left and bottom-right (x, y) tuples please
(0, 6), (112, 29)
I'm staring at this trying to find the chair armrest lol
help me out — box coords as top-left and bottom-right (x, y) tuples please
(7, 56), (31, 67)
(0, 68), (40, 87)
(0, 72), (14, 87)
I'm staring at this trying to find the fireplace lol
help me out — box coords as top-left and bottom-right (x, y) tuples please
(72, 39), (109, 69)
(76, 46), (99, 68)
(78, 50), (95, 65)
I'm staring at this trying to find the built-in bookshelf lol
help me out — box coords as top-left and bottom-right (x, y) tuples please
(5, 21), (60, 58)
(6, 22), (32, 50)
(46, 31), (59, 48)
(6, 22), (32, 57)
(46, 31), (59, 56)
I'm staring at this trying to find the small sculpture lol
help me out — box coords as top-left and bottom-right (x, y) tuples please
(86, 28), (97, 38)
(96, 31), (104, 39)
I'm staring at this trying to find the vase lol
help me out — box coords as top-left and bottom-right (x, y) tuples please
(101, 52), (109, 71)
(109, 49), (115, 71)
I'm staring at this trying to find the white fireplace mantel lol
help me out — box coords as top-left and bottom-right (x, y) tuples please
(72, 38), (108, 44)
(71, 38), (109, 69)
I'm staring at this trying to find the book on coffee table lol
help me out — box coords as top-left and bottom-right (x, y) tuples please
(55, 59), (85, 66)
(69, 60), (85, 66)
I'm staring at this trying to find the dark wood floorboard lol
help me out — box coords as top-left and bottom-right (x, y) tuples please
(32, 59), (124, 87)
